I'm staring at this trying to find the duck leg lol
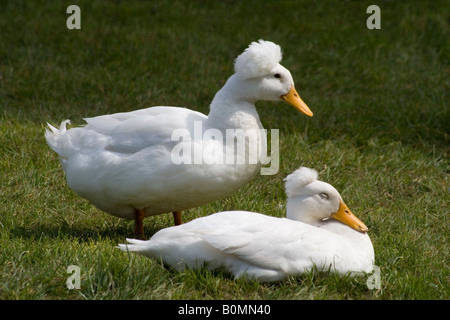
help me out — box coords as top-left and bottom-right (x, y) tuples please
(172, 211), (182, 225)
(134, 209), (146, 240)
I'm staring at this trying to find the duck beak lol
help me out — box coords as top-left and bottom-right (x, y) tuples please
(331, 200), (369, 233)
(280, 85), (313, 117)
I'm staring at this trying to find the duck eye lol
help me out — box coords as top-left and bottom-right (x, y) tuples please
(319, 193), (329, 199)
(274, 73), (281, 78)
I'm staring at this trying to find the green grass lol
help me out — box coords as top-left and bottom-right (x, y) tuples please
(0, 0), (448, 300)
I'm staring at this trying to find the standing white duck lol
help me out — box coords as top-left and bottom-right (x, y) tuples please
(118, 167), (374, 282)
(45, 40), (313, 238)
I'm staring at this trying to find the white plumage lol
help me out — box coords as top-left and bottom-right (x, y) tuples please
(118, 167), (375, 282)
(45, 40), (313, 238)
(234, 40), (283, 78)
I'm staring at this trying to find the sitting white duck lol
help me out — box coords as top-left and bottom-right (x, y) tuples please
(45, 40), (313, 238)
(118, 167), (374, 282)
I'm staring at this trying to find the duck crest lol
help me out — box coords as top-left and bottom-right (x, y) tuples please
(234, 40), (282, 79)
(284, 167), (318, 197)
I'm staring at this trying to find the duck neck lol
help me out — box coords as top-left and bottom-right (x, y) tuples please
(206, 74), (263, 132)
(286, 198), (323, 227)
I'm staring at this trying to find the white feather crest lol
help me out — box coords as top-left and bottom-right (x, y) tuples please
(234, 40), (282, 78)
(284, 167), (319, 197)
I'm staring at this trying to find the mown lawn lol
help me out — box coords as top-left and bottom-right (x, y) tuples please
(0, 0), (448, 300)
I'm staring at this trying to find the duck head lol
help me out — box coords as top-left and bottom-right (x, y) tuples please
(230, 40), (313, 117)
(284, 167), (368, 232)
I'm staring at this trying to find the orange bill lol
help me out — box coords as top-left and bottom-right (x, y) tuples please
(280, 85), (313, 117)
(331, 199), (369, 232)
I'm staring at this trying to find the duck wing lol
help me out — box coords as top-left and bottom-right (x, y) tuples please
(200, 212), (338, 275)
(84, 106), (207, 154)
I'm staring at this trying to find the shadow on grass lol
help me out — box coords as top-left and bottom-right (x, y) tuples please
(8, 222), (165, 243)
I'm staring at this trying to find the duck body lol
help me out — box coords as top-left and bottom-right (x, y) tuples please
(120, 210), (374, 282)
(46, 102), (263, 220)
(118, 167), (375, 282)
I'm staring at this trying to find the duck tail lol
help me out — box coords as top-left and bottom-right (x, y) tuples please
(116, 238), (148, 253)
(44, 120), (71, 157)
